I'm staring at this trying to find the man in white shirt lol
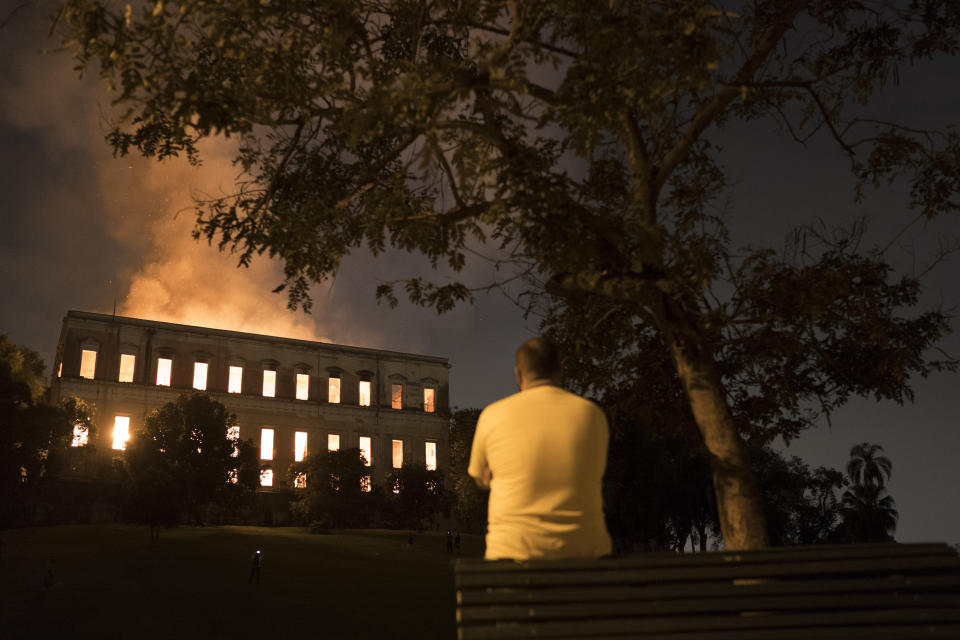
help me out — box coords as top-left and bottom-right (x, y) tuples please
(468, 337), (613, 560)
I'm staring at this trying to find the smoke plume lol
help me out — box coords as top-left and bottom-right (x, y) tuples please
(2, 3), (327, 343)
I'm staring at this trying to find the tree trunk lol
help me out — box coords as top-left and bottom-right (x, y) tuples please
(665, 324), (769, 551)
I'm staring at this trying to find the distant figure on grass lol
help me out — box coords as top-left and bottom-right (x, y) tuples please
(249, 549), (262, 586)
(42, 560), (56, 592)
(446, 530), (454, 553)
(468, 337), (612, 560)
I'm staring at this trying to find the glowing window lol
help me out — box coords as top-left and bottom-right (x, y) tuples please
(328, 434), (340, 452)
(260, 428), (274, 460)
(57, 361), (62, 378)
(361, 475), (371, 493)
(227, 425), (240, 457)
(262, 370), (276, 397)
(392, 440), (403, 469)
(80, 349), (97, 379)
(296, 373), (309, 400)
(193, 362), (208, 390)
(228, 366), (243, 393)
(260, 468), (273, 487)
(328, 376), (341, 403)
(423, 388), (436, 413)
(294, 472), (307, 489)
(391, 384), (403, 410)
(112, 416), (130, 451)
(118, 354), (135, 383)
(71, 422), (88, 447)
(156, 357), (172, 386)
(359, 436), (372, 466)
(425, 442), (437, 471)
(359, 380), (371, 407)
(294, 431), (308, 462)
(228, 469), (238, 484)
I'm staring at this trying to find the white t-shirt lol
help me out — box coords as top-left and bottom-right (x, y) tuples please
(468, 385), (613, 560)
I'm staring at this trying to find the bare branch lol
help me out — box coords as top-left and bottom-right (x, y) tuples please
(915, 237), (960, 280)
(1, 2), (27, 30)
(429, 136), (465, 208)
(656, 0), (809, 192)
(244, 121), (306, 221)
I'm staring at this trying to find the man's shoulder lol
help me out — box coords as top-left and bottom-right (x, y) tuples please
(539, 385), (604, 408)
(482, 386), (605, 415)
(478, 391), (524, 421)
(545, 388), (608, 426)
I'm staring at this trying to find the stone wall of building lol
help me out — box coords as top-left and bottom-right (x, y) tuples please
(50, 310), (450, 493)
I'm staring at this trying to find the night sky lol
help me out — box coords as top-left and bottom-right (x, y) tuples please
(2, 1), (958, 544)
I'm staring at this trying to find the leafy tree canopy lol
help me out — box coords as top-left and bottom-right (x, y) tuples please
(125, 393), (259, 524)
(386, 462), (449, 530)
(290, 447), (378, 528)
(447, 407), (486, 533)
(750, 445), (846, 546)
(0, 333), (46, 404)
(0, 334), (93, 526)
(55, 0), (960, 549)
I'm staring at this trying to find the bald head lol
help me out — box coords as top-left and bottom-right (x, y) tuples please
(514, 337), (562, 389)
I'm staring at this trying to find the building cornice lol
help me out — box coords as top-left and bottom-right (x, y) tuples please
(65, 310), (449, 367)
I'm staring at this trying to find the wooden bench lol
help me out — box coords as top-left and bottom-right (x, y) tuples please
(455, 542), (960, 639)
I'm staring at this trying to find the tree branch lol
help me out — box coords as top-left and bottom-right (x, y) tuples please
(656, 0), (809, 192)
(429, 136), (465, 208)
(545, 269), (666, 306)
(623, 113), (653, 220)
(427, 19), (581, 59)
(743, 79), (855, 155)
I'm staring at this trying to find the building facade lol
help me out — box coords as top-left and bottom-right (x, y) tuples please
(50, 310), (450, 493)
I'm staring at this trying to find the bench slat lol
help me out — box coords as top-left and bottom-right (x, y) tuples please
(458, 592), (960, 623)
(458, 608), (960, 639)
(455, 543), (956, 575)
(459, 623), (960, 640)
(458, 573), (960, 606)
(456, 555), (960, 588)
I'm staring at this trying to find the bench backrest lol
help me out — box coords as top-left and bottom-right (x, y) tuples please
(455, 542), (960, 639)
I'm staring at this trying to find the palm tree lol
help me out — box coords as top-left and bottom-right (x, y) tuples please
(841, 483), (899, 542)
(846, 442), (892, 488)
(840, 442), (898, 542)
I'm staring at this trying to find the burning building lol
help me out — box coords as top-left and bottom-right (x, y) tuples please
(50, 310), (449, 495)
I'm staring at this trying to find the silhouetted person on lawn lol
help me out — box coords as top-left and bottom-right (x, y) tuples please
(468, 337), (613, 560)
(42, 560), (56, 592)
(446, 530), (454, 553)
(249, 549), (262, 586)
(454, 532), (461, 554)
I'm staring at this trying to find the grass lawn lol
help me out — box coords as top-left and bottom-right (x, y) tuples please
(0, 525), (481, 639)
